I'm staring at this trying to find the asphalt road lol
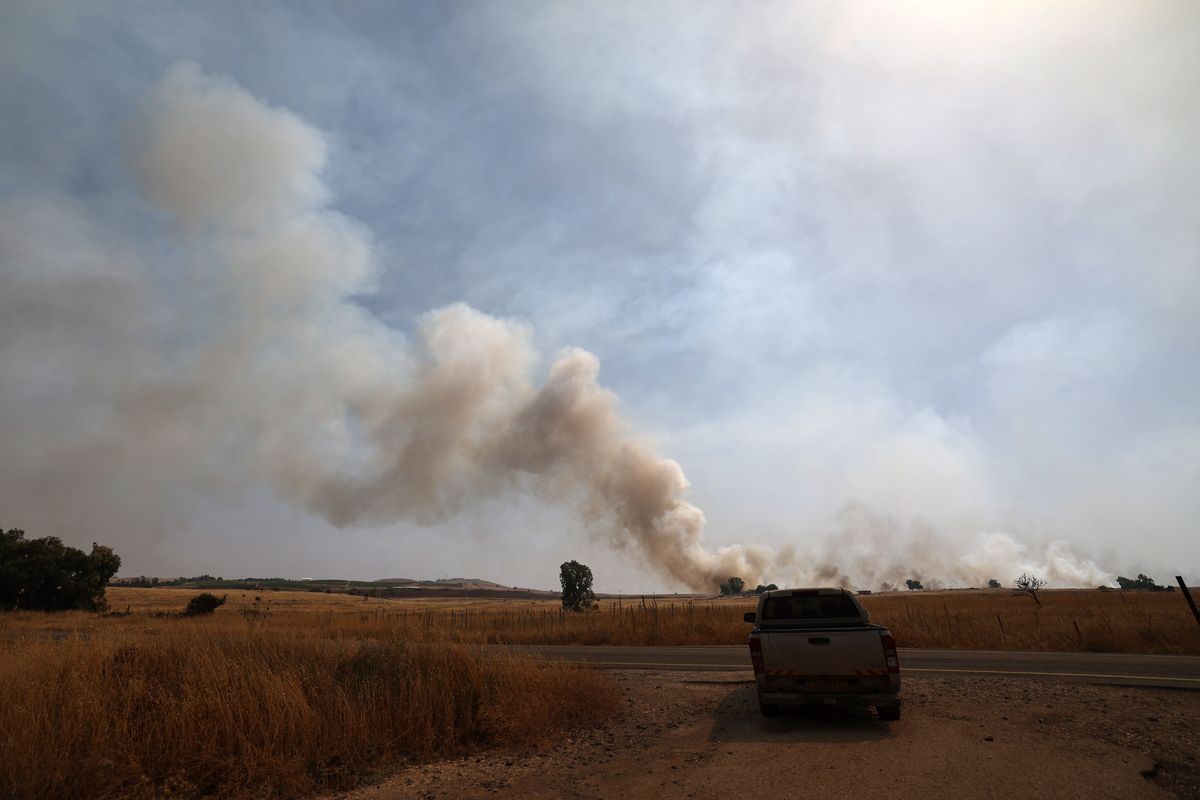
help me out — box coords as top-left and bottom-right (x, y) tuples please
(523, 645), (1200, 690)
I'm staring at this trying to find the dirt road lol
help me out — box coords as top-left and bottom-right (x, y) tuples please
(333, 672), (1200, 800)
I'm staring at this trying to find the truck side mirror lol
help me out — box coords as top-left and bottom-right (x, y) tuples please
(743, 611), (756, 623)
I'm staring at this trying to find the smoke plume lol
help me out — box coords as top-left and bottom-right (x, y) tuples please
(0, 64), (1128, 590)
(1, 64), (766, 591)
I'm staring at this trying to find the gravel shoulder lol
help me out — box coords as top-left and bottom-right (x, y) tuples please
(331, 672), (1200, 800)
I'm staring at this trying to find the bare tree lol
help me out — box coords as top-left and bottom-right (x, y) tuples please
(1012, 573), (1047, 606)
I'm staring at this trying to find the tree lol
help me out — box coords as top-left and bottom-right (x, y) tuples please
(905, 579), (924, 591)
(753, 583), (779, 595)
(0, 528), (121, 611)
(559, 561), (595, 611)
(987, 579), (1002, 589)
(1013, 572), (1047, 606)
(719, 576), (745, 596)
(183, 592), (226, 616)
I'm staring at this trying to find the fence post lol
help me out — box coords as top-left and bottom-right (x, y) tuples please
(1176, 576), (1200, 631)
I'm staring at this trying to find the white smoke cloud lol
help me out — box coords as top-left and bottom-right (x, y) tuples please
(0, 56), (1183, 590)
(134, 63), (327, 230)
(1, 63), (768, 591)
(781, 504), (1113, 590)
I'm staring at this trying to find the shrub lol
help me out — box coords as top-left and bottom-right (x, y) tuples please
(905, 579), (924, 591)
(183, 593), (226, 616)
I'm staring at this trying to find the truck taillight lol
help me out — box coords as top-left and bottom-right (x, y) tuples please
(881, 633), (900, 673)
(748, 636), (765, 674)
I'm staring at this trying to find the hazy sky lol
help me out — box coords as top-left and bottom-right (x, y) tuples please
(2, 2), (1197, 590)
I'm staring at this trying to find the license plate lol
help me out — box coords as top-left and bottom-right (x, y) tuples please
(803, 680), (850, 692)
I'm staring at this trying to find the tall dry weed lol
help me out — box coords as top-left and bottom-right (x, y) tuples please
(861, 590), (1200, 654)
(171, 590), (1192, 654)
(0, 630), (617, 799)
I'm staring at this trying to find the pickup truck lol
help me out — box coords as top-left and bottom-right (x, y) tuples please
(744, 587), (902, 720)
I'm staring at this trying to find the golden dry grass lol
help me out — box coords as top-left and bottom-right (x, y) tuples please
(3, 587), (1193, 797)
(862, 589), (1199, 653)
(0, 622), (618, 800)
(104, 587), (557, 614)
(24, 586), (1193, 655)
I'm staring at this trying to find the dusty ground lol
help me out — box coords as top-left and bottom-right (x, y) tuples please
(330, 673), (1200, 800)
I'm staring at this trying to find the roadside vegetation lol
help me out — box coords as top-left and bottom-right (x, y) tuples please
(864, 589), (1197, 653)
(0, 626), (617, 799)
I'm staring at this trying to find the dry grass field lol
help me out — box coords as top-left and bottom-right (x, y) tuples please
(18, 585), (1192, 655)
(863, 589), (1199, 654)
(3, 585), (1195, 798)
(0, 612), (617, 800)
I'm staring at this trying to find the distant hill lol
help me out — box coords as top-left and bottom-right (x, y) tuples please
(112, 573), (556, 597)
(374, 577), (514, 590)
(109, 574), (710, 601)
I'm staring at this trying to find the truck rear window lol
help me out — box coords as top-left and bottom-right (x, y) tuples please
(761, 594), (862, 621)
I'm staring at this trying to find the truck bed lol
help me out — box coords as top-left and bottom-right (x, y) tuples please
(746, 588), (902, 717)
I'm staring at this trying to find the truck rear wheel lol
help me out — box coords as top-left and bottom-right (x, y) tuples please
(876, 705), (901, 721)
(758, 696), (781, 717)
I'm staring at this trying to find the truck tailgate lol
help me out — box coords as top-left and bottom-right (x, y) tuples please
(760, 627), (889, 686)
